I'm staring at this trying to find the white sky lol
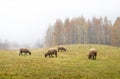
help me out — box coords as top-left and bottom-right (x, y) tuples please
(0, 0), (120, 45)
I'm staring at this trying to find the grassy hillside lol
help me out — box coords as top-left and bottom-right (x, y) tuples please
(0, 44), (120, 79)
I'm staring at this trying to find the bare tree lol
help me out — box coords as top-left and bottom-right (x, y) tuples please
(112, 17), (120, 46)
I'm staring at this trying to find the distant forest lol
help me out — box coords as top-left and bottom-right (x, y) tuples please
(45, 16), (120, 47)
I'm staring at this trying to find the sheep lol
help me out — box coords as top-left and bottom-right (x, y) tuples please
(58, 46), (66, 52)
(45, 49), (57, 58)
(19, 48), (31, 56)
(88, 48), (97, 60)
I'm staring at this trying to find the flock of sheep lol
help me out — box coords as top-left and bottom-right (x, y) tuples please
(19, 46), (97, 60)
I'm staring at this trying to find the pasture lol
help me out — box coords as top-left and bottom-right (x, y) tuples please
(0, 44), (120, 79)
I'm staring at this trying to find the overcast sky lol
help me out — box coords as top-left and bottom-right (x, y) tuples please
(0, 0), (120, 45)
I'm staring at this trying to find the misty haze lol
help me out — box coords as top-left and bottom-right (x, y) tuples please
(0, 0), (120, 49)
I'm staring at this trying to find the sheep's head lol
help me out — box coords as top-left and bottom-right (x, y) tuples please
(45, 53), (47, 57)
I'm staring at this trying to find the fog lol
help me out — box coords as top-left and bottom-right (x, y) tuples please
(0, 0), (120, 49)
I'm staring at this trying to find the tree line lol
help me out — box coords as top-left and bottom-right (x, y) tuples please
(45, 16), (120, 47)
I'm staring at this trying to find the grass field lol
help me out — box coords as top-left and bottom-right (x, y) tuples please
(0, 44), (120, 79)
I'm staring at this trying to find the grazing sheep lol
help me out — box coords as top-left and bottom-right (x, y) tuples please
(88, 48), (97, 60)
(19, 48), (31, 56)
(58, 46), (66, 52)
(45, 49), (57, 57)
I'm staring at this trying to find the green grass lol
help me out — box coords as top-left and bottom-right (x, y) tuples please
(0, 44), (120, 79)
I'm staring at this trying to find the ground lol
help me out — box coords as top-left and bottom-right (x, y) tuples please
(0, 44), (120, 79)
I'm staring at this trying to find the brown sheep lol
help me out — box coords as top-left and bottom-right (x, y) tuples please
(19, 48), (31, 56)
(88, 48), (97, 60)
(45, 49), (57, 57)
(58, 46), (66, 52)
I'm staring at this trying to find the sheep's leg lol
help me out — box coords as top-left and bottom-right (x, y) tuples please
(49, 54), (51, 57)
(51, 54), (54, 57)
(49, 54), (53, 57)
(92, 56), (94, 60)
(94, 56), (96, 60)
(55, 53), (57, 57)
(24, 52), (27, 56)
(93, 56), (96, 60)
